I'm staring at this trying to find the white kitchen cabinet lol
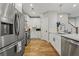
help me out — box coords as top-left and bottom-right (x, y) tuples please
(49, 33), (61, 55)
(54, 34), (61, 55)
(47, 12), (61, 54)
(49, 33), (55, 47)
(48, 13), (69, 55)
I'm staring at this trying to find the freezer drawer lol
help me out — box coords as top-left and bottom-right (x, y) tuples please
(0, 46), (17, 56)
(0, 41), (17, 56)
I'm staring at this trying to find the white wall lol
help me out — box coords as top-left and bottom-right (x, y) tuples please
(48, 12), (58, 33)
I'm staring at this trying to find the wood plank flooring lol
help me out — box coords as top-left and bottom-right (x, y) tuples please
(23, 38), (59, 56)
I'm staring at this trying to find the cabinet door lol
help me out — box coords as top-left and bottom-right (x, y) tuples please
(50, 34), (61, 55)
(49, 34), (55, 46)
(55, 35), (61, 55)
(53, 35), (57, 50)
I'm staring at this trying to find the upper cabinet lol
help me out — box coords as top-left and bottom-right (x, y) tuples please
(14, 3), (22, 13)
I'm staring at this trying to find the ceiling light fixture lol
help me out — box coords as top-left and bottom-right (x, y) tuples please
(30, 4), (33, 7)
(73, 4), (77, 7)
(59, 15), (63, 18)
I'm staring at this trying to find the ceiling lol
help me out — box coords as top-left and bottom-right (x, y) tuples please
(23, 3), (79, 17)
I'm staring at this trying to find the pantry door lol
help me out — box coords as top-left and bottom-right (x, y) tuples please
(41, 15), (48, 41)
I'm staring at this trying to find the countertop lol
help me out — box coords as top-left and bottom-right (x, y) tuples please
(61, 34), (79, 41)
(54, 33), (79, 41)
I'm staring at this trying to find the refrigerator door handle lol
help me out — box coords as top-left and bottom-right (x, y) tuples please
(14, 13), (20, 36)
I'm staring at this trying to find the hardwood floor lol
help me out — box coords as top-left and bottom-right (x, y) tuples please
(23, 38), (59, 56)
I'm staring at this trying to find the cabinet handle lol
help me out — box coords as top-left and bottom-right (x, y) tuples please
(53, 38), (55, 42)
(14, 45), (17, 53)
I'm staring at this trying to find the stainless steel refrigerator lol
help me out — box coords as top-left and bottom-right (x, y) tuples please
(0, 3), (18, 56)
(14, 10), (26, 56)
(0, 3), (26, 56)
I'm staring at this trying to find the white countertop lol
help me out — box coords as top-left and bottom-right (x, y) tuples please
(61, 34), (79, 41)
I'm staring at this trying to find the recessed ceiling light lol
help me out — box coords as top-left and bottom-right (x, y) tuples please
(59, 15), (63, 18)
(30, 4), (33, 7)
(73, 4), (77, 7)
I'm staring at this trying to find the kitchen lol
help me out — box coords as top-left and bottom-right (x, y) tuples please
(0, 3), (79, 56)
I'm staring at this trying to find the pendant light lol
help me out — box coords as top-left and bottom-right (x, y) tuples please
(30, 4), (33, 7)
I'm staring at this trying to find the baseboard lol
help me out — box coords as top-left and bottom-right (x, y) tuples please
(49, 42), (60, 56)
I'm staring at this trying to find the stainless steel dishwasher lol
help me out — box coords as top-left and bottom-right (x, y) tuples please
(61, 36), (79, 56)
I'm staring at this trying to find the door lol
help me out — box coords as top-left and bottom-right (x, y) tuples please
(41, 15), (48, 41)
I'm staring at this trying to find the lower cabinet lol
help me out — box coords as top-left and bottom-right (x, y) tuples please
(49, 33), (61, 55)
(55, 34), (61, 55)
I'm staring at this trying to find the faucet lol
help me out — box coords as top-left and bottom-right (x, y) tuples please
(68, 22), (78, 34)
